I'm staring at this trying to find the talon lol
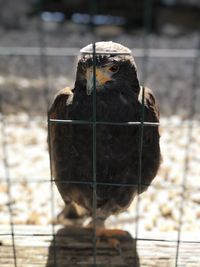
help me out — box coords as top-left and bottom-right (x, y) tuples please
(108, 237), (120, 248)
(108, 237), (122, 254)
(94, 228), (129, 254)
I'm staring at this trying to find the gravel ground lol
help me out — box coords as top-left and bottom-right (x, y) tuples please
(0, 113), (200, 236)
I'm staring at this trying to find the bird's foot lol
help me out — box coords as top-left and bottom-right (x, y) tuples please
(84, 217), (129, 253)
(95, 228), (130, 254)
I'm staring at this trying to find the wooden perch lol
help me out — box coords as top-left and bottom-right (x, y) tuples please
(0, 225), (200, 267)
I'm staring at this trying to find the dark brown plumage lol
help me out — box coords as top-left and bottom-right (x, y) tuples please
(48, 41), (161, 227)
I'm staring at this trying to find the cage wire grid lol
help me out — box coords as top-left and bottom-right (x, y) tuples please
(1, 42), (200, 266)
(0, 2), (200, 267)
(1, 41), (200, 266)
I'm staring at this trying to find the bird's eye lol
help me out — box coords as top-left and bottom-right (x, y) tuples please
(109, 65), (119, 73)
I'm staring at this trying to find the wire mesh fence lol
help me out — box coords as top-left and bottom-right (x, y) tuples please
(0, 1), (200, 267)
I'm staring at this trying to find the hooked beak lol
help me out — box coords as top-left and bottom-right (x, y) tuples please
(86, 67), (112, 95)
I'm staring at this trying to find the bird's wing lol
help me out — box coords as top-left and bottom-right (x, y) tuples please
(48, 87), (73, 120)
(138, 86), (160, 155)
(47, 86), (74, 176)
(48, 86), (75, 199)
(138, 86), (159, 122)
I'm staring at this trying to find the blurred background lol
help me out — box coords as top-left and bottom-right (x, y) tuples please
(0, 0), (200, 265)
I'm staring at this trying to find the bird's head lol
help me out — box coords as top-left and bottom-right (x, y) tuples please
(75, 41), (140, 96)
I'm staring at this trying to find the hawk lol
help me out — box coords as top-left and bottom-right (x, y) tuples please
(48, 41), (161, 230)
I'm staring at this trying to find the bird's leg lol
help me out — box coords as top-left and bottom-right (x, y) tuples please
(57, 201), (88, 226)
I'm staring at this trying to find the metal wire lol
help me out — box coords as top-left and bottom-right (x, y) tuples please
(0, 101), (17, 266)
(174, 33), (200, 267)
(135, 0), (153, 249)
(49, 118), (160, 126)
(2, 115), (199, 127)
(37, 13), (58, 267)
(92, 42), (97, 267)
(0, 46), (198, 58)
(135, 85), (145, 242)
(1, 232), (200, 245)
(1, 177), (200, 193)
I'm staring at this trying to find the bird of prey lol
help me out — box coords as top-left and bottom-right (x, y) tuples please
(48, 41), (161, 231)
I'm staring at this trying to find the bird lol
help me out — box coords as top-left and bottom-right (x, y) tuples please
(48, 41), (161, 238)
